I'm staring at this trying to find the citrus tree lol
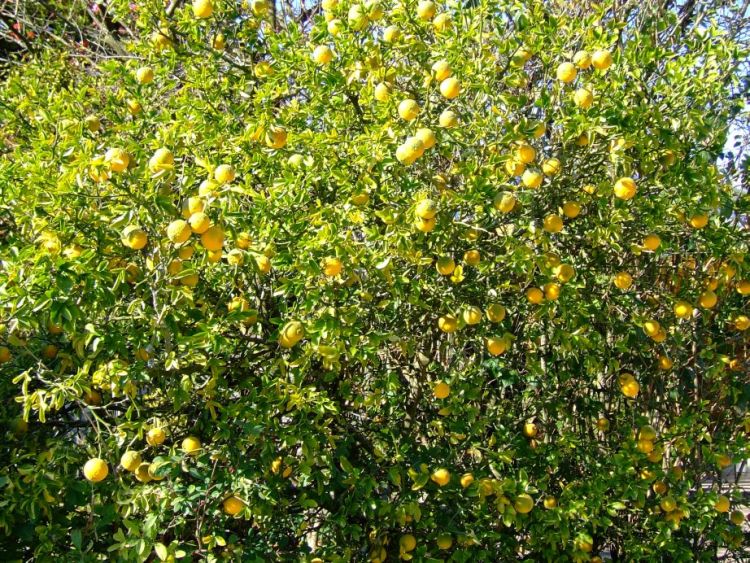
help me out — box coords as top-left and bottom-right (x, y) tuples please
(1, 0), (750, 560)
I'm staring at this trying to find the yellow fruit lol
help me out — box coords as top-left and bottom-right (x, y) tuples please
(716, 454), (732, 469)
(735, 315), (750, 331)
(544, 282), (561, 301)
(543, 214), (563, 233)
(416, 0), (436, 20)
(322, 257), (343, 277)
(187, 212), (211, 235)
(591, 49), (613, 70)
(438, 314), (458, 333)
(436, 256), (455, 276)
(463, 249), (480, 266)
(412, 199), (436, 221)
(167, 220), (191, 244)
(432, 60), (452, 81)
(199, 179), (220, 197)
(136, 66), (154, 84)
(192, 0), (213, 18)
(265, 126), (288, 149)
(696, 290), (717, 310)
(85, 115), (100, 132)
(523, 422), (537, 438)
(126, 99), (142, 115)
(434, 381), (451, 399)
(689, 214), (708, 229)
(398, 99), (419, 121)
(383, 25), (401, 42)
(596, 417), (610, 431)
(674, 300), (693, 319)
(460, 473), (474, 488)
(658, 355), (673, 370)
(543, 496), (557, 509)
(121, 226), (148, 250)
(134, 462), (152, 483)
(148, 148), (174, 174)
(556, 62), (577, 83)
(643, 234), (661, 251)
(400, 534), (416, 552)
(414, 216), (436, 232)
(652, 328), (667, 343)
(485, 304), (506, 323)
(521, 169), (543, 189)
(715, 495), (730, 513)
(516, 143), (536, 164)
(541, 157), (561, 175)
(526, 287), (544, 304)
(279, 320), (305, 348)
(415, 128), (436, 150)
(614, 177), (637, 200)
(562, 201), (581, 218)
(636, 439), (654, 454)
(433, 12), (451, 32)
(494, 192), (516, 213)
(439, 77), (460, 99)
(223, 495), (245, 516)
(619, 373), (639, 398)
(396, 136), (425, 165)
(83, 458), (108, 482)
(514, 493), (534, 514)
(436, 534), (453, 550)
(573, 50), (592, 68)
(146, 427), (166, 446)
(226, 249), (244, 266)
(181, 197), (205, 219)
(643, 320), (661, 338)
(200, 225), (224, 251)
(373, 82), (390, 102)
(105, 148), (130, 172)
(730, 510), (745, 526)
(254, 61), (274, 78)
(486, 337), (507, 356)
(511, 47), (532, 66)
(554, 264), (576, 283)
(214, 164), (236, 184)
(574, 88), (593, 109)
(312, 45), (333, 64)
(120, 451), (142, 472)
(152, 27), (172, 50)
(462, 306), (482, 325)
(212, 33), (225, 50)
(439, 109), (458, 128)
(652, 481), (668, 495)
(182, 436), (202, 455)
(505, 158), (525, 176)
(431, 468), (450, 486)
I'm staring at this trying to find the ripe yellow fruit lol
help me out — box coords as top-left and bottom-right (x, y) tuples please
(674, 300), (693, 319)
(438, 314), (458, 333)
(167, 220), (191, 244)
(433, 12), (452, 32)
(188, 212), (211, 235)
(544, 282), (561, 301)
(541, 157), (561, 175)
(619, 373), (639, 398)
(226, 249), (244, 266)
(436, 256), (455, 276)
(436, 534), (453, 550)
(573, 50), (592, 69)
(735, 315), (750, 331)
(652, 328), (667, 343)
(526, 287), (544, 304)
(689, 214), (708, 229)
(121, 226), (148, 250)
(562, 201), (581, 219)
(414, 216), (436, 232)
(212, 33), (225, 50)
(596, 417), (610, 431)
(327, 18), (344, 36)
(591, 49), (613, 70)
(658, 355), (673, 370)
(136, 66), (154, 84)
(0, 346), (11, 364)
(396, 137), (425, 165)
(105, 147), (130, 172)
(643, 320), (661, 338)
(223, 495), (244, 516)
(614, 177), (637, 200)
(126, 99), (142, 115)
(462, 306), (482, 325)
(400, 534), (416, 553)
(636, 439), (654, 454)
(439, 109), (458, 128)
(214, 164), (236, 184)
(522, 169), (543, 189)
(83, 458), (108, 482)
(432, 60), (452, 81)
(556, 62), (577, 83)
(516, 143), (536, 164)
(373, 82), (390, 102)
(463, 250), (480, 267)
(279, 320), (305, 348)
(254, 61), (274, 78)
(699, 290), (717, 309)
(322, 256), (343, 277)
(523, 422), (537, 438)
(146, 427), (166, 446)
(134, 462), (152, 483)
(543, 496), (557, 509)
(511, 47), (533, 66)
(716, 454), (732, 469)
(312, 45), (333, 64)
(398, 99), (419, 121)
(505, 159), (525, 176)
(192, 0), (213, 18)
(120, 451), (142, 472)
(434, 381), (450, 399)
(460, 473), (474, 488)
(417, 0), (436, 20)
(494, 192), (516, 213)
(265, 126), (288, 149)
(554, 264), (576, 283)
(439, 77), (460, 99)
(574, 88), (593, 109)
(642, 233), (661, 251)
(181, 197), (205, 219)
(514, 493), (534, 514)
(181, 436), (202, 455)
(200, 225), (224, 251)
(382, 25), (401, 42)
(486, 337), (507, 356)
(715, 495), (730, 513)
(415, 199), (437, 219)
(652, 481), (668, 495)
(416, 128), (436, 150)
(737, 280), (750, 295)
(543, 214), (563, 233)
(85, 115), (101, 132)
(431, 468), (451, 486)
